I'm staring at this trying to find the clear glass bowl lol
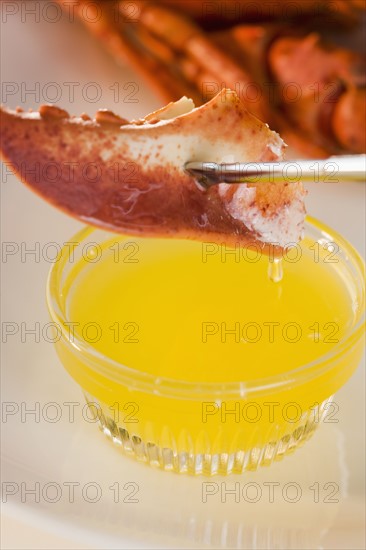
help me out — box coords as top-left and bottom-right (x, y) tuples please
(47, 217), (365, 475)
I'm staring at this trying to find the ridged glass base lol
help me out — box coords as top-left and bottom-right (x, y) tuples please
(84, 393), (332, 476)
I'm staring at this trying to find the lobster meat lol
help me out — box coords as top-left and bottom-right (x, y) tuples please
(1, 90), (305, 252)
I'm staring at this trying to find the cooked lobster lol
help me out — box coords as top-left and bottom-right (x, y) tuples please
(56, 0), (366, 158)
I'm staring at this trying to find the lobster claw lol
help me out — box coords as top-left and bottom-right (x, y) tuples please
(1, 90), (305, 251)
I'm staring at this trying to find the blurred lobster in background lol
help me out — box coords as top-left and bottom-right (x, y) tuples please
(57, 0), (366, 158)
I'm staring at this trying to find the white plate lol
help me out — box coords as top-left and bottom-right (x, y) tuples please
(1, 7), (365, 549)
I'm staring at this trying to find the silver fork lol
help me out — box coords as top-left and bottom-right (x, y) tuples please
(185, 154), (366, 189)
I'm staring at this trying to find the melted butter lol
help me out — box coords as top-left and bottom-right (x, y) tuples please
(268, 257), (284, 283)
(67, 235), (354, 383)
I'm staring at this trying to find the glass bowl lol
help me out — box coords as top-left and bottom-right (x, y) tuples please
(47, 217), (365, 475)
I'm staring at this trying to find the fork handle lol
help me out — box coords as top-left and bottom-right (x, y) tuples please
(185, 155), (366, 188)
